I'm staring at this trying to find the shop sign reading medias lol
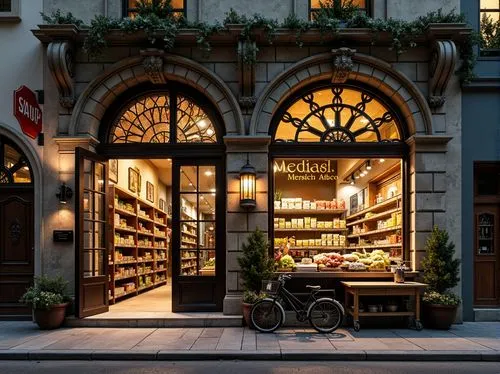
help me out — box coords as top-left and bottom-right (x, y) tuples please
(274, 160), (338, 181)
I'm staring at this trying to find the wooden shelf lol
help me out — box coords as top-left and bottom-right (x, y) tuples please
(115, 289), (137, 299)
(138, 271), (154, 276)
(182, 231), (197, 238)
(154, 221), (167, 227)
(275, 228), (347, 232)
(346, 208), (401, 227)
(114, 244), (136, 248)
(114, 260), (137, 265)
(137, 284), (155, 292)
(275, 209), (346, 215)
(114, 226), (136, 233)
(275, 246), (347, 251)
(155, 269), (167, 273)
(181, 264), (197, 270)
(347, 195), (402, 220)
(347, 243), (402, 250)
(138, 259), (154, 263)
(114, 274), (137, 281)
(138, 215), (154, 223)
(137, 246), (154, 250)
(348, 226), (401, 238)
(114, 207), (136, 217)
(182, 256), (197, 260)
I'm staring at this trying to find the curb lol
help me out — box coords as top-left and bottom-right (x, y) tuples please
(1, 350), (499, 361)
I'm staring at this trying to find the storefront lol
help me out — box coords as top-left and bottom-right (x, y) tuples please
(27, 18), (466, 321)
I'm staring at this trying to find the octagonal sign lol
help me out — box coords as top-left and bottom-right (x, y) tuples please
(13, 85), (42, 139)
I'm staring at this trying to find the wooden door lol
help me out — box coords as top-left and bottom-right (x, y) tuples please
(0, 187), (34, 317)
(474, 204), (500, 306)
(75, 148), (109, 317)
(172, 159), (225, 312)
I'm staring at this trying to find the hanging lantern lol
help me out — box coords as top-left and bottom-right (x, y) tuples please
(239, 159), (256, 209)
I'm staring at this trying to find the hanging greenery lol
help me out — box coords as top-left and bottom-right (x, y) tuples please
(40, 5), (478, 83)
(480, 13), (500, 56)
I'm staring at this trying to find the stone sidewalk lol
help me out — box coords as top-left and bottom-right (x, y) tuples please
(0, 322), (499, 361)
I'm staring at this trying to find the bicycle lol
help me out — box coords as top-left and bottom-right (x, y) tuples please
(250, 274), (345, 333)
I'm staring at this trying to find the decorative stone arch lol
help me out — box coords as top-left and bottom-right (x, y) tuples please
(0, 125), (43, 277)
(249, 52), (433, 138)
(68, 54), (245, 139)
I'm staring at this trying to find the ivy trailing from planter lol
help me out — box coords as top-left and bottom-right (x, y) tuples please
(41, 5), (478, 83)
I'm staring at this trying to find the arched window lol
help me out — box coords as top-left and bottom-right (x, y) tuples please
(109, 92), (218, 144)
(273, 85), (403, 143)
(0, 136), (32, 184)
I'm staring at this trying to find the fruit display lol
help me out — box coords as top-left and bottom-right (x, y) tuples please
(313, 252), (344, 269)
(277, 254), (296, 269)
(348, 249), (390, 271)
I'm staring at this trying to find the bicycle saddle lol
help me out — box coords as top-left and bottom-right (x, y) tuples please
(306, 285), (321, 290)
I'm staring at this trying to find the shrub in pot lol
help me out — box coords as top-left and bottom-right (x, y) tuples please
(20, 275), (71, 330)
(237, 229), (274, 327)
(421, 226), (461, 329)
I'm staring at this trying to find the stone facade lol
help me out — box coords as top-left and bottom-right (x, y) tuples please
(18, 0), (469, 319)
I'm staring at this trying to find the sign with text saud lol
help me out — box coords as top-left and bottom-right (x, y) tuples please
(13, 85), (42, 139)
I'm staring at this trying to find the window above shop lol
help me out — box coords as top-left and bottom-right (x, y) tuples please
(0, 137), (32, 184)
(273, 86), (402, 143)
(309, 0), (369, 21)
(110, 92), (218, 144)
(480, 0), (500, 56)
(0, 0), (20, 22)
(124, 0), (185, 19)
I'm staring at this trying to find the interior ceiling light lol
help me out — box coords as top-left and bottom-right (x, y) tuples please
(210, 188), (216, 193)
(204, 170), (213, 176)
(366, 160), (372, 170)
(355, 171), (360, 179)
(380, 158), (385, 163)
(350, 175), (355, 185)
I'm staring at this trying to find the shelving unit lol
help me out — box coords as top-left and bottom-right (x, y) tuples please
(108, 185), (170, 303)
(274, 206), (348, 260)
(180, 202), (199, 276)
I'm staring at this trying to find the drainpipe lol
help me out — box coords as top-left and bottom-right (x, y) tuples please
(104, 0), (108, 17)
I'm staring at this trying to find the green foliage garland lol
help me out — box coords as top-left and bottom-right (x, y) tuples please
(41, 6), (478, 83)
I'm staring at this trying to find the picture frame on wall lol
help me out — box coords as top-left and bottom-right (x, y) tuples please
(159, 198), (165, 211)
(128, 167), (139, 193)
(109, 159), (118, 183)
(146, 181), (154, 203)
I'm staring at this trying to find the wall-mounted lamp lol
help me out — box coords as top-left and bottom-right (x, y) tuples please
(56, 182), (73, 204)
(239, 157), (256, 210)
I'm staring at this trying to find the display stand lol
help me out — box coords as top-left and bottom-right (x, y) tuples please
(342, 281), (426, 331)
(108, 185), (170, 303)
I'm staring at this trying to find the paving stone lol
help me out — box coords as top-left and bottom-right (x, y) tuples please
(191, 337), (220, 350)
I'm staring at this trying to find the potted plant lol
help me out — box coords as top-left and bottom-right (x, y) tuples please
(237, 229), (275, 327)
(421, 226), (461, 329)
(20, 275), (71, 330)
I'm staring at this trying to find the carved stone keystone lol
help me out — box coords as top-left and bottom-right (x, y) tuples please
(141, 49), (166, 85)
(428, 40), (457, 108)
(238, 40), (256, 109)
(331, 48), (356, 84)
(47, 41), (75, 108)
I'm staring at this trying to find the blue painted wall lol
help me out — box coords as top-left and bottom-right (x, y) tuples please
(461, 0), (500, 321)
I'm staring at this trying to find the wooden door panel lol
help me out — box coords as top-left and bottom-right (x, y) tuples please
(474, 262), (497, 304)
(0, 189), (34, 316)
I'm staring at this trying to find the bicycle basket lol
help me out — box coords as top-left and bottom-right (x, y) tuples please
(262, 280), (280, 295)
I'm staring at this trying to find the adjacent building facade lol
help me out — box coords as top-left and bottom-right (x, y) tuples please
(0, 0), (498, 322)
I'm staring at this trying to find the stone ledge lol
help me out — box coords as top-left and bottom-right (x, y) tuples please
(407, 135), (452, 153)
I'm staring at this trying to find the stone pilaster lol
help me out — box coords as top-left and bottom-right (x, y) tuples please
(223, 135), (271, 315)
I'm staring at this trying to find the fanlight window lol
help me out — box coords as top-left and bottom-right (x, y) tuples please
(0, 137), (32, 184)
(110, 92), (217, 144)
(274, 86), (402, 143)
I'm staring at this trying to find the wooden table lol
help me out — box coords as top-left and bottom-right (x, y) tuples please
(342, 281), (427, 331)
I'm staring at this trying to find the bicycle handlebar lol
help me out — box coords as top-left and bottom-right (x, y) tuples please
(278, 274), (292, 282)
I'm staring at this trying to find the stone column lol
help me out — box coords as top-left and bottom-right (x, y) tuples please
(223, 135), (271, 315)
(407, 135), (451, 271)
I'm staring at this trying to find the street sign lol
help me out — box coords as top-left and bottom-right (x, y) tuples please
(13, 85), (42, 139)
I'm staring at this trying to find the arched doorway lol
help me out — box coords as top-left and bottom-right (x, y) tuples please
(75, 83), (226, 317)
(269, 82), (410, 273)
(0, 135), (34, 318)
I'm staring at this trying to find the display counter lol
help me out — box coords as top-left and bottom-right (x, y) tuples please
(278, 271), (419, 279)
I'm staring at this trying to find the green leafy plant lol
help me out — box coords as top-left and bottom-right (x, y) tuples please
(421, 226), (461, 305)
(242, 290), (267, 304)
(20, 275), (70, 310)
(237, 229), (275, 293)
(422, 291), (461, 306)
(40, 9), (84, 27)
(135, 0), (174, 19)
(314, 0), (361, 21)
(480, 13), (500, 54)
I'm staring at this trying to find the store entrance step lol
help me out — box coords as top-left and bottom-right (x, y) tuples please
(64, 313), (243, 328)
(474, 308), (500, 322)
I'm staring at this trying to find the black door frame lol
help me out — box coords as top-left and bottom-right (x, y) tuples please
(171, 157), (226, 312)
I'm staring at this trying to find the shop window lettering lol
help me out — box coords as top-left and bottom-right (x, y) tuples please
(274, 159), (338, 181)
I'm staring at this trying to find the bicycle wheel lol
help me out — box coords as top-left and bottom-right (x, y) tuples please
(251, 299), (283, 333)
(309, 299), (343, 333)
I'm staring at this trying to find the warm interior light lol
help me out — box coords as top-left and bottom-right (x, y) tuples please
(23, 166), (29, 171)
(350, 175), (355, 185)
(380, 158), (385, 163)
(197, 119), (208, 128)
(240, 161), (257, 209)
(326, 119), (335, 127)
(204, 170), (213, 176)
(355, 172), (360, 179)
(207, 128), (214, 136)
(366, 160), (372, 170)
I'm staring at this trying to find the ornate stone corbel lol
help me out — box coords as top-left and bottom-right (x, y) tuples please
(47, 41), (75, 108)
(331, 48), (356, 84)
(428, 40), (457, 108)
(141, 49), (166, 85)
(237, 40), (257, 109)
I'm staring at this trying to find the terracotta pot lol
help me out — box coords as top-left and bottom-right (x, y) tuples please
(242, 302), (254, 329)
(33, 303), (69, 330)
(423, 303), (458, 330)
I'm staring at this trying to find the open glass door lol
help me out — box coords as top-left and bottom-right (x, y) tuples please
(172, 159), (225, 312)
(75, 147), (109, 317)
